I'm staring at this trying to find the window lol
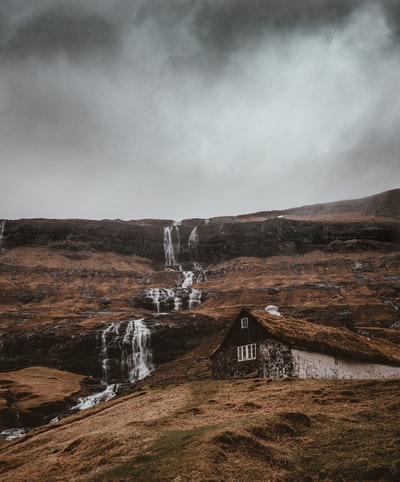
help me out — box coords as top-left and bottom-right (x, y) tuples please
(237, 343), (256, 362)
(241, 317), (248, 329)
(334, 357), (339, 366)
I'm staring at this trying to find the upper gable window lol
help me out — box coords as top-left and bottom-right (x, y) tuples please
(241, 317), (248, 329)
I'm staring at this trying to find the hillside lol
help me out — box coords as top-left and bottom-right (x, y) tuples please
(1, 378), (400, 481)
(0, 189), (400, 479)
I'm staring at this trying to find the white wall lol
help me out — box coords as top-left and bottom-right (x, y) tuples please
(291, 348), (400, 379)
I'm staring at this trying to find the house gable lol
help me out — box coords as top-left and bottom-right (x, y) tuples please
(215, 308), (271, 352)
(211, 308), (293, 379)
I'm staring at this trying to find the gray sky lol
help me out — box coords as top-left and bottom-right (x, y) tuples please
(1, 0), (399, 220)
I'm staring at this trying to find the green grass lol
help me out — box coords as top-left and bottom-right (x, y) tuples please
(89, 425), (217, 482)
(89, 380), (224, 482)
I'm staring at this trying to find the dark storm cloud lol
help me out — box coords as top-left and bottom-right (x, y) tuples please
(0, 1), (399, 220)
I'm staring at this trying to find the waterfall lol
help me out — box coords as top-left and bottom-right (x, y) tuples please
(182, 271), (194, 289)
(151, 224), (204, 311)
(164, 224), (180, 267)
(73, 319), (152, 410)
(146, 288), (177, 313)
(147, 288), (161, 313)
(122, 319), (153, 382)
(72, 385), (117, 411)
(146, 262), (205, 313)
(188, 226), (199, 251)
(100, 322), (121, 383)
(173, 296), (182, 311)
(0, 220), (5, 252)
(189, 289), (202, 309)
(101, 319), (152, 383)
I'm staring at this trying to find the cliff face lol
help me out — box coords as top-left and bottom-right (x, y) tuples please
(0, 314), (219, 378)
(3, 213), (400, 266)
(0, 189), (399, 428)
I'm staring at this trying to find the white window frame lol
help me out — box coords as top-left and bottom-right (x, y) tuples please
(241, 317), (248, 329)
(237, 343), (256, 362)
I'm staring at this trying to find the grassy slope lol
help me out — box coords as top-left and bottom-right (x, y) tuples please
(0, 367), (85, 429)
(1, 378), (399, 481)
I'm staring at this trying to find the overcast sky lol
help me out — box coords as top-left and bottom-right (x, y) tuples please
(1, 0), (399, 220)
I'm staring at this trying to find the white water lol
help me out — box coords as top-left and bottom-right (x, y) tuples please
(164, 224), (180, 267)
(146, 288), (176, 313)
(100, 322), (120, 383)
(182, 271), (194, 289)
(149, 226), (204, 312)
(0, 428), (26, 441)
(0, 220), (5, 252)
(122, 319), (153, 381)
(147, 288), (161, 313)
(73, 384), (117, 410)
(147, 267), (203, 312)
(188, 226), (199, 251)
(189, 289), (202, 309)
(74, 319), (152, 410)
(173, 296), (182, 311)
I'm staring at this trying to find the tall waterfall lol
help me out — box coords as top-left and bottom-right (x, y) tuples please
(73, 319), (152, 410)
(0, 220), (5, 252)
(100, 318), (153, 383)
(122, 319), (153, 382)
(164, 224), (180, 267)
(188, 226), (199, 253)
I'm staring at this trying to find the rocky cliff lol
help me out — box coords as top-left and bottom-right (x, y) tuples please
(3, 192), (400, 265)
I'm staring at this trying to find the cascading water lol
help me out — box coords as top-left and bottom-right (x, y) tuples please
(0, 220), (5, 252)
(145, 225), (204, 313)
(146, 288), (177, 313)
(164, 223), (180, 267)
(181, 271), (194, 289)
(188, 226), (199, 252)
(73, 319), (153, 410)
(189, 289), (202, 309)
(0, 428), (26, 441)
(122, 319), (153, 382)
(147, 288), (161, 313)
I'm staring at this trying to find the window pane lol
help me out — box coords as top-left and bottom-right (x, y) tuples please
(238, 344), (257, 362)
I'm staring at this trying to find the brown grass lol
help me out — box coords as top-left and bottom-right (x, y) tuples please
(0, 367), (85, 430)
(1, 378), (400, 481)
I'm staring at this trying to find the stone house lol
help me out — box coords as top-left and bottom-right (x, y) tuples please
(211, 308), (400, 379)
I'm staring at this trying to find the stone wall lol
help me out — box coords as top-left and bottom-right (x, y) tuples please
(259, 340), (293, 377)
(212, 340), (400, 380)
(212, 339), (293, 379)
(212, 344), (260, 379)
